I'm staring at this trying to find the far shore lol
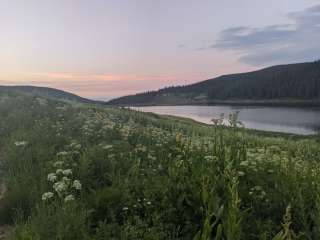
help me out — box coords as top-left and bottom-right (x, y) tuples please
(114, 100), (320, 108)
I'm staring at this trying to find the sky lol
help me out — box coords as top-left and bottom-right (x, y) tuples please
(0, 0), (319, 100)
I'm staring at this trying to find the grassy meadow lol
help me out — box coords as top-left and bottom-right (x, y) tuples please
(0, 91), (320, 239)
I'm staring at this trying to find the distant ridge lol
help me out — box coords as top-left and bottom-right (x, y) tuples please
(108, 60), (320, 106)
(0, 85), (103, 104)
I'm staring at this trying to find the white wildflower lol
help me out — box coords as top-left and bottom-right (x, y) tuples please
(103, 145), (113, 150)
(47, 173), (57, 182)
(56, 169), (63, 175)
(62, 169), (72, 176)
(42, 192), (54, 201)
(53, 181), (67, 193)
(57, 151), (68, 156)
(64, 194), (75, 202)
(53, 161), (63, 167)
(122, 207), (129, 211)
(14, 141), (27, 147)
(72, 180), (82, 190)
(204, 156), (214, 161)
(70, 142), (81, 150)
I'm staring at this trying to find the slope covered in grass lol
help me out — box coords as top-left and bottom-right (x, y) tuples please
(0, 92), (320, 239)
(0, 85), (104, 105)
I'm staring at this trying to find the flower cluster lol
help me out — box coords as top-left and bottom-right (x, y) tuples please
(14, 141), (28, 147)
(41, 192), (54, 201)
(42, 141), (82, 202)
(42, 167), (82, 203)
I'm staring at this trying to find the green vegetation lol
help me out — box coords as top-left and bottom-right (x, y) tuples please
(0, 91), (320, 239)
(0, 86), (104, 105)
(109, 60), (320, 106)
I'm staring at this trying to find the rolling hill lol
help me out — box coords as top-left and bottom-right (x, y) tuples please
(0, 85), (102, 104)
(108, 60), (320, 106)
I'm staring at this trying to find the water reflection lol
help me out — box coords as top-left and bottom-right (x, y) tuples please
(131, 105), (320, 135)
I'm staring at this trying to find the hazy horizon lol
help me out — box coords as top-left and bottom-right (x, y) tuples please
(1, 0), (320, 99)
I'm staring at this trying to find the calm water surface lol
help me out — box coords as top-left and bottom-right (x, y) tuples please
(131, 105), (320, 135)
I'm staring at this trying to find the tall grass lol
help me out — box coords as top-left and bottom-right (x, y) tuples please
(0, 93), (320, 239)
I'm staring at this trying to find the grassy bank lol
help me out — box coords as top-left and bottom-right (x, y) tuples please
(0, 92), (320, 239)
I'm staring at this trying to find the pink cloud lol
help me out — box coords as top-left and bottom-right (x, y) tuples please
(31, 72), (185, 82)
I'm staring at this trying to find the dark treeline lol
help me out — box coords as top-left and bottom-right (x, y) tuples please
(109, 60), (320, 105)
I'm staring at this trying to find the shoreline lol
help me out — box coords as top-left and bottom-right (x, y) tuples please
(161, 114), (319, 139)
(115, 100), (320, 108)
(127, 108), (319, 137)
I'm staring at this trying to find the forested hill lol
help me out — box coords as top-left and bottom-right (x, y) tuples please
(108, 60), (320, 106)
(0, 86), (103, 104)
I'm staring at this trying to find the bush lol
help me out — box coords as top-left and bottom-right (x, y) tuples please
(13, 203), (89, 240)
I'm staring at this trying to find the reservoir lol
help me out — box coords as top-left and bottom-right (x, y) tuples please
(131, 105), (320, 135)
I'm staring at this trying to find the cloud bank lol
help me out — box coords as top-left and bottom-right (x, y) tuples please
(212, 4), (320, 66)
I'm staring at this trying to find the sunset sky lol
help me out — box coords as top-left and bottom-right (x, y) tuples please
(1, 0), (320, 100)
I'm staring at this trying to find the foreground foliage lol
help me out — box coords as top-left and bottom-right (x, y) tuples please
(0, 92), (320, 239)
